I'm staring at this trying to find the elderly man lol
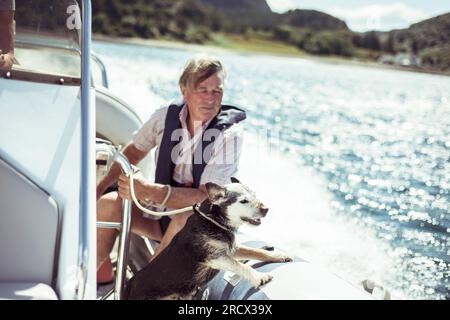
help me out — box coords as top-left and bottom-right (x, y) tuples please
(96, 56), (246, 283)
(0, 0), (15, 70)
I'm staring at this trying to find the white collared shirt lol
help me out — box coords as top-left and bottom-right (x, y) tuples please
(133, 103), (243, 186)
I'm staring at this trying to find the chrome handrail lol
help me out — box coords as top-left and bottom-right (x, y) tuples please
(76, 0), (93, 300)
(96, 143), (133, 300)
(111, 152), (133, 300)
(91, 52), (109, 88)
(97, 221), (121, 229)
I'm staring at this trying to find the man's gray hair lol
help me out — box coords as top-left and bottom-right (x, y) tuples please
(179, 55), (226, 89)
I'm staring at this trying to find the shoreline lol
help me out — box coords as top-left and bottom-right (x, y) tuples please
(93, 34), (450, 77)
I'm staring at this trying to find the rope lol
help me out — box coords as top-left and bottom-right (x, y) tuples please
(128, 170), (230, 233)
(128, 169), (192, 217)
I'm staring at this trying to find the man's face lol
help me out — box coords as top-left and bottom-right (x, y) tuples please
(182, 72), (224, 124)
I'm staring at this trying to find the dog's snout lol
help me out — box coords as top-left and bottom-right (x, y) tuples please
(260, 207), (268, 216)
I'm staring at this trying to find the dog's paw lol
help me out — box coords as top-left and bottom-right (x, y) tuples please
(251, 272), (273, 288)
(269, 253), (293, 263)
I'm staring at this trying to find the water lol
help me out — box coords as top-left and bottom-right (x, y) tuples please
(93, 41), (450, 300)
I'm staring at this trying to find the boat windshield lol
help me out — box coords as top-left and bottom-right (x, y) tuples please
(8, 0), (82, 79)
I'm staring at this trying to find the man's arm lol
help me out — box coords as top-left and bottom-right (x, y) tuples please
(145, 184), (207, 209)
(117, 172), (207, 210)
(0, 10), (14, 69)
(96, 142), (148, 200)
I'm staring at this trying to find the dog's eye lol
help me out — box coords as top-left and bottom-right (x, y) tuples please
(240, 200), (249, 204)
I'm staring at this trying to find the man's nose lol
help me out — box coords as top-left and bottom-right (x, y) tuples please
(202, 92), (215, 100)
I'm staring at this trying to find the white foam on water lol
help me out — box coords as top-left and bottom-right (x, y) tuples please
(237, 133), (406, 299)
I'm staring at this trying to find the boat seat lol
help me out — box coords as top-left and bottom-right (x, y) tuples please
(0, 158), (59, 300)
(95, 86), (142, 146)
(0, 283), (57, 300)
(95, 87), (155, 182)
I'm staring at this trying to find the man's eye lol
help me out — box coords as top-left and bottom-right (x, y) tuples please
(240, 200), (249, 204)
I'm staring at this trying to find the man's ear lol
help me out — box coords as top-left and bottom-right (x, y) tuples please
(205, 182), (226, 203)
(230, 177), (240, 184)
(180, 85), (187, 98)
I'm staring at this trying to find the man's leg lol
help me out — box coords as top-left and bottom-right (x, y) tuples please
(97, 192), (164, 270)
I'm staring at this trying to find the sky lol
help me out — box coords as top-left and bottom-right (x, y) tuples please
(266, 0), (450, 32)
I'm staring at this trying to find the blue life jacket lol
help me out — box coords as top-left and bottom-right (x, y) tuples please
(155, 101), (246, 233)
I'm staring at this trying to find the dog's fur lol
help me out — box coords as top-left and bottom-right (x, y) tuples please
(126, 178), (292, 300)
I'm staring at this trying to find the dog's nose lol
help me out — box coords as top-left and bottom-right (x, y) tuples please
(260, 207), (268, 216)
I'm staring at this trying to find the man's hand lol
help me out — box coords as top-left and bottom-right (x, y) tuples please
(95, 143), (150, 201)
(0, 50), (14, 70)
(118, 170), (149, 201)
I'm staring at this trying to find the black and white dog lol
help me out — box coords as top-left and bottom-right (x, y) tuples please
(126, 178), (292, 300)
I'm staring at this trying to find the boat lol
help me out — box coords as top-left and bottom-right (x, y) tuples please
(0, 0), (386, 300)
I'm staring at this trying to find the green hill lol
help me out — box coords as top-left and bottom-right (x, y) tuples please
(280, 9), (348, 31)
(394, 12), (450, 52)
(92, 0), (348, 39)
(349, 12), (450, 71)
(388, 13), (450, 71)
(198, 0), (272, 14)
(90, 0), (450, 71)
(92, 0), (221, 43)
(197, 0), (275, 31)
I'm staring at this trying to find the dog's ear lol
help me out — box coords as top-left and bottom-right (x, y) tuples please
(205, 182), (226, 203)
(230, 177), (240, 184)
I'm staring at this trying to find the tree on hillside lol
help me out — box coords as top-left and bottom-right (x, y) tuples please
(352, 31), (381, 51)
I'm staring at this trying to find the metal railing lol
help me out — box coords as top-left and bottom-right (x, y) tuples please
(91, 52), (109, 88)
(76, 0), (93, 300)
(96, 143), (133, 300)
